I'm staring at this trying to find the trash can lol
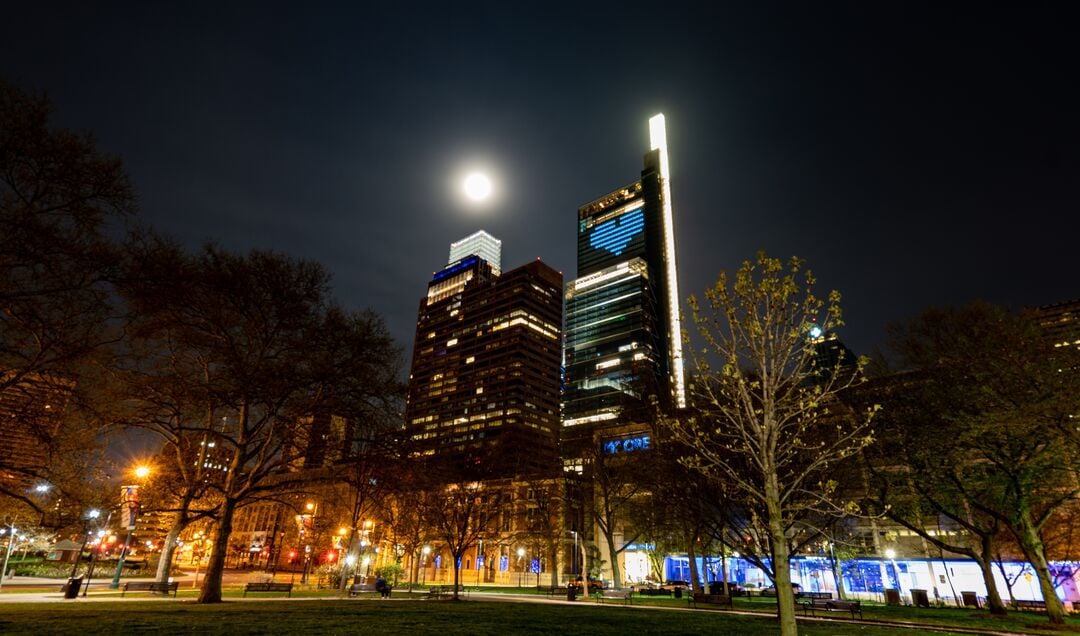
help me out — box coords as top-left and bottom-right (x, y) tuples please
(64, 577), (83, 599)
(673, 587), (683, 599)
(567, 586), (577, 601)
(961, 591), (980, 609)
(910, 588), (930, 608)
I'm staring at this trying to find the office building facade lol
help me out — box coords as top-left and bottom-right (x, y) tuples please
(405, 240), (564, 477)
(563, 114), (686, 432)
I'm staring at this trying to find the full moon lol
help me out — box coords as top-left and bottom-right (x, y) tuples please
(463, 172), (492, 201)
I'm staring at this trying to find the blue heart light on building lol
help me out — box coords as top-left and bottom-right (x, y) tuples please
(589, 208), (644, 255)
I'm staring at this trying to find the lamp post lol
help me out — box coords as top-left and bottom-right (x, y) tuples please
(110, 467), (148, 589)
(82, 511), (112, 597)
(571, 530), (580, 578)
(476, 538), (484, 585)
(0, 522), (17, 590)
(885, 548), (900, 597)
(69, 509), (99, 581)
(421, 545), (430, 586)
(516, 547), (525, 588)
(299, 502), (316, 584)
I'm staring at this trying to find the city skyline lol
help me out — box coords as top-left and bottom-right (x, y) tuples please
(2, 3), (1075, 362)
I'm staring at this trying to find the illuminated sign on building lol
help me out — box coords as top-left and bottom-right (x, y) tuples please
(589, 208), (644, 256)
(602, 435), (651, 454)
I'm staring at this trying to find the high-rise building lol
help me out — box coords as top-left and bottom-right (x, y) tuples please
(1032, 299), (1080, 351)
(448, 230), (502, 275)
(404, 241), (563, 478)
(562, 114), (685, 432)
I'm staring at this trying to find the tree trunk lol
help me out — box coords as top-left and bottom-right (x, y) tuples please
(765, 477), (798, 636)
(687, 537), (701, 594)
(550, 545), (559, 587)
(722, 549), (731, 596)
(155, 521), (183, 584)
(338, 530), (357, 593)
(197, 498), (237, 604)
(1015, 508), (1066, 624)
(604, 531), (622, 587)
(974, 535), (1007, 616)
(829, 547), (846, 601)
(452, 552), (462, 600)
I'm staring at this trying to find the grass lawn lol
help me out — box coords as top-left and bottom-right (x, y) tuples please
(1, 597), (1074, 636)
(625, 594), (1080, 634)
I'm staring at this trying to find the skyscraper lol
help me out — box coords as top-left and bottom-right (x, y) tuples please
(562, 114), (685, 432)
(448, 230), (502, 275)
(404, 238), (563, 477)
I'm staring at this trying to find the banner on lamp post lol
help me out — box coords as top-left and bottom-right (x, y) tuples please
(120, 485), (139, 530)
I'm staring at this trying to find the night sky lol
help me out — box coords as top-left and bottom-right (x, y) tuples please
(4, 2), (1076, 360)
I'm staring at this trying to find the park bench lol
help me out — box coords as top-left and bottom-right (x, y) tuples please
(348, 582), (378, 596)
(547, 586), (569, 597)
(121, 581), (179, 597)
(688, 593), (733, 610)
(795, 591), (832, 600)
(427, 584), (469, 600)
(594, 588), (632, 605)
(243, 582), (293, 597)
(800, 598), (862, 620)
(1012, 599), (1046, 611)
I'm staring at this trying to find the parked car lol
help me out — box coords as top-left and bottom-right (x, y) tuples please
(569, 577), (605, 593)
(761, 582), (801, 596)
(660, 580), (690, 591)
(708, 581), (746, 595)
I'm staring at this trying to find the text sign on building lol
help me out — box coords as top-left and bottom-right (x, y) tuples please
(601, 435), (651, 455)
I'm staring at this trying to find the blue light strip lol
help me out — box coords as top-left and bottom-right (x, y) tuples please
(589, 209), (644, 255)
(432, 255), (480, 282)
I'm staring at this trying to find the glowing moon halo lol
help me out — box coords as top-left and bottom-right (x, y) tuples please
(463, 172), (492, 201)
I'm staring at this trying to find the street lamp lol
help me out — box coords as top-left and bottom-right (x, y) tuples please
(570, 530), (580, 577)
(517, 547), (525, 588)
(83, 522), (112, 597)
(69, 509), (100, 582)
(422, 545), (431, 585)
(884, 548), (900, 595)
(0, 522), (18, 591)
(111, 466), (149, 589)
(299, 502), (317, 584)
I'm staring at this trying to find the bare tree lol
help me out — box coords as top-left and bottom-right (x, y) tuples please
(663, 252), (873, 636)
(1, 80), (134, 504)
(116, 240), (400, 603)
(420, 461), (505, 600)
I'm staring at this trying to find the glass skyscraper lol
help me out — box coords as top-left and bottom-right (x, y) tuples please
(563, 114), (685, 432)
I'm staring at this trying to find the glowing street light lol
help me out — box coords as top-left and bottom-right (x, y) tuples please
(422, 545), (431, 585)
(884, 548), (900, 594)
(517, 547), (526, 588)
(110, 466), (150, 589)
(68, 509), (100, 585)
(0, 522), (18, 592)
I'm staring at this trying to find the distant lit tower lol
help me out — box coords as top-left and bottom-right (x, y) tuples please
(448, 230), (502, 275)
(404, 232), (563, 477)
(562, 114), (686, 435)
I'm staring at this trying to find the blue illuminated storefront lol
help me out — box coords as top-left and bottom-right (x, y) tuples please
(660, 555), (1079, 604)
